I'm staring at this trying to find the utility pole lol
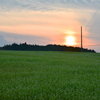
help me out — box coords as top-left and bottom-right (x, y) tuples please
(81, 26), (83, 52)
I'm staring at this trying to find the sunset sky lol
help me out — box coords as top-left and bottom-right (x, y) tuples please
(0, 0), (100, 52)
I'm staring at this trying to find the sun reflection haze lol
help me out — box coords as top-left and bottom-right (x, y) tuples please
(65, 31), (76, 35)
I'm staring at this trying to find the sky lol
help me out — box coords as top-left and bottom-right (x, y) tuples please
(0, 0), (100, 52)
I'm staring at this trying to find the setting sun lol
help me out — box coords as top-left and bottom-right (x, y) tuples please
(66, 36), (76, 46)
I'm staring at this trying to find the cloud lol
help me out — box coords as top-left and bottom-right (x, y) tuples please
(87, 11), (100, 46)
(0, 31), (52, 46)
(0, 35), (11, 46)
(87, 11), (100, 28)
(0, 0), (100, 12)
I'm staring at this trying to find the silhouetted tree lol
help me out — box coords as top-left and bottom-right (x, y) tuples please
(1, 43), (96, 53)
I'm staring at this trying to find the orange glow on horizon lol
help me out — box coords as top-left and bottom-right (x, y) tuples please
(0, 10), (93, 48)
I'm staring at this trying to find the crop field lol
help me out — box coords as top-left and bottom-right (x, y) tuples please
(0, 50), (100, 100)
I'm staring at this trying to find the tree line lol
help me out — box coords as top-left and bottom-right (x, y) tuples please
(0, 42), (96, 52)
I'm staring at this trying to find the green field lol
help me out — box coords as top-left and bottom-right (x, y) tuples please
(0, 51), (100, 100)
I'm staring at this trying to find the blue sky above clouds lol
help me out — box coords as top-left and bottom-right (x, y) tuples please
(0, 0), (100, 11)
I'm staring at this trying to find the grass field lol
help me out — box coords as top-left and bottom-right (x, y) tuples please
(0, 50), (100, 100)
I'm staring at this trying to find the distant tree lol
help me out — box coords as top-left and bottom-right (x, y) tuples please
(1, 43), (96, 53)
